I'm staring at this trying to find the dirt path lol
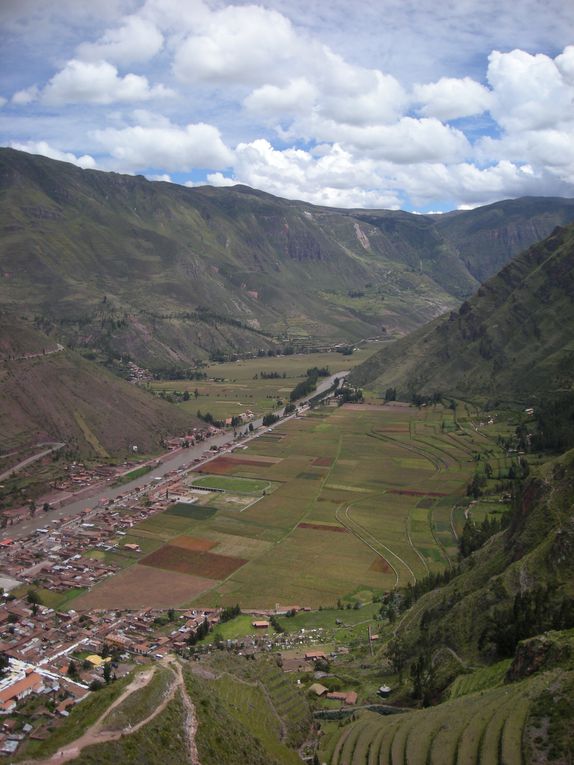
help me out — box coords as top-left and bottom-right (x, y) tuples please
(0, 442), (65, 481)
(8, 343), (65, 363)
(20, 663), (188, 765)
(336, 503), (417, 586)
(170, 659), (202, 765)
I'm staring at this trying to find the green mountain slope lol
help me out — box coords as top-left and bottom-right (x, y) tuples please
(349, 223), (574, 399)
(0, 316), (198, 456)
(2, 148), (574, 367)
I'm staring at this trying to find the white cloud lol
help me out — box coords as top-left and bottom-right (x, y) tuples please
(9, 140), (96, 169)
(487, 48), (574, 132)
(413, 77), (492, 121)
(76, 14), (164, 65)
(147, 173), (172, 182)
(288, 115), (471, 164)
(205, 172), (236, 187)
(93, 120), (233, 170)
(0, 97), (6, 108)
(229, 139), (401, 208)
(244, 78), (316, 117)
(173, 4), (299, 86)
(555, 45), (574, 85)
(390, 159), (562, 207)
(12, 85), (39, 105)
(42, 59), (173, 105)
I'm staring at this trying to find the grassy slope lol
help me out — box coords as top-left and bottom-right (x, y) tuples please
(2, 149), (574, 365)
(350, 223), (574, 400)
(0, 317), (198, 455)
(393, 448), (574, 662)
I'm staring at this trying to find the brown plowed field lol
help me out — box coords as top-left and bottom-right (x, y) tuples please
(72, 566), (217, 609)
(298, 522), (349, 533)
(196, 455), (279, 474)
(140, 545), (247, 579)
(370, 557), (391, 573)
(170, 535), (217, 552)
(312, 457), (333, 467)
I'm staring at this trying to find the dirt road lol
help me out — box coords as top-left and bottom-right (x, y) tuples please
(20, 657), (201, 765)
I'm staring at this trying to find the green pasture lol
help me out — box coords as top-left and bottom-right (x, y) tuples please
(165, 502), (217, 520)
(204, 614), (271, 642)
(191, 474), (273, 494)
(150, 346), (377, 421)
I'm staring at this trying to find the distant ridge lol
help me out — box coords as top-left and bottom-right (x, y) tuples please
(349, 223), (574, 400)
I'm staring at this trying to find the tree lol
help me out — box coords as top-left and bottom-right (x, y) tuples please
(0, 653), (9, 678)
(410, 651), (435, 706)
(67, 660), (79, 679)
(183, 390), (190, 401)
(27, 589), (41, 616)
(387, 637), (408, 682)
(103, 661), (112, 684)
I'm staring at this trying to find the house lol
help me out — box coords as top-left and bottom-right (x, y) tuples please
(0, 670), (45, 713)
(308, 683), (329, 697)
(252, 620), (269, 629)
(304, 651), (326, 662)
(123, 543), (141, 553)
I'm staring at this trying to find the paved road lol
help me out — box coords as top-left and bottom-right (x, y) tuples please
(0, 371), (346, 542)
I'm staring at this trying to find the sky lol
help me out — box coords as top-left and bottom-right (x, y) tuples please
(1, 0), (573, 212)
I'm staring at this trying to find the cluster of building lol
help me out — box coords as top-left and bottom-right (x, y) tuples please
(126, 361), (153, 384)
(0, 587), (227, 757)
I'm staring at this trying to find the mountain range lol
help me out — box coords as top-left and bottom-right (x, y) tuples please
(2, 148), (574, 369)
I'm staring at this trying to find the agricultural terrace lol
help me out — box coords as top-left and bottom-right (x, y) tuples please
(71, 401), (508, 611)
(319, 667), (554, 765)
(150, 345), (378, 421)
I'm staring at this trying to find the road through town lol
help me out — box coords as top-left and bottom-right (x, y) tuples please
(0, 372), (346, 542)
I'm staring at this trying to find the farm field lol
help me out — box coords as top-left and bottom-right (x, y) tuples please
(190, 475), (274, 494)
(71, 400), (508, 610)
(150, 345), (378, 421)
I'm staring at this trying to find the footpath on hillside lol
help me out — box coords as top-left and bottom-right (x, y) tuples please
(20, 657), (201, 765)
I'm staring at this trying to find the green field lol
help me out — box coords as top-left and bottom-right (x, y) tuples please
(192, 475), (272, 494)
(67, 399), (510, 611)
(150, 346), (377, 421)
